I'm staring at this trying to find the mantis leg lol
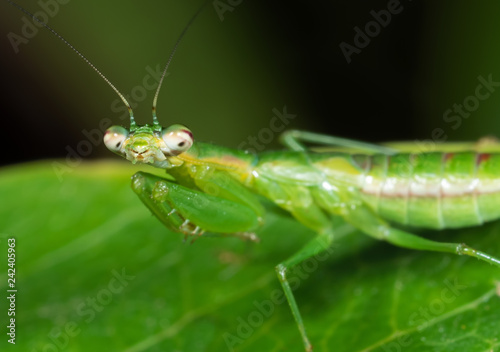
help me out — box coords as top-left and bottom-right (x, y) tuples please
(343, 204), (500, 268)
(131, 172), (262, 237)
(272, 195), (342, 352)
(280, 129), (397, 154)
(276, 230), (335, 352)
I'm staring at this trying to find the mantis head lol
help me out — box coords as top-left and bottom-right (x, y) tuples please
(100, 2), (205, 169)
(103, 123), (193, 168)
(6, 0), (207, 169)
(99, 2), (209, 168)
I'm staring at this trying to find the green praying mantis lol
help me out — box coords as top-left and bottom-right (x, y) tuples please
(6, 1), (500, 351)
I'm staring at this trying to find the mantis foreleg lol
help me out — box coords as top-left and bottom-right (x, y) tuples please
(131, 172), (263, 236)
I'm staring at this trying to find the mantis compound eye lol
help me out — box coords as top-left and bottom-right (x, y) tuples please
(104, 126), (129, 153)
(161, 124), (193, 155)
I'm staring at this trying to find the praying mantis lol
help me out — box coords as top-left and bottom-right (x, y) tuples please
(5, 1), (500, 351)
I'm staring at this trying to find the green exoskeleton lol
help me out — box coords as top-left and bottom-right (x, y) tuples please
(8, 0), (500, 350)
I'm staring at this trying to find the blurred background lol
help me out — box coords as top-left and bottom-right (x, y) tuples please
(1, 0), (500, 166)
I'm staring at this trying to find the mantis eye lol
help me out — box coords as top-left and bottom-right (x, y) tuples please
(104, 126), (129, 153)
(162, 124), (193, 155)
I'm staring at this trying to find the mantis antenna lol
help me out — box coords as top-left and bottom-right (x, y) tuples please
(5, 0), (209, 132)
(152, 1), (210, 133)
(4, 0), (135, 127)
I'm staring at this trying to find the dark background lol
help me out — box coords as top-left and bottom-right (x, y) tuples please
(1, 0), (500, 167)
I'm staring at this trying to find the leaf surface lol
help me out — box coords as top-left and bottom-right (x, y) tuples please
(0, 161), (499, 352)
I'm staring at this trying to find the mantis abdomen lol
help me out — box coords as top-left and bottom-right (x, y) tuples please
(251, 151), (500, 230)
(360, 152), (500, 229)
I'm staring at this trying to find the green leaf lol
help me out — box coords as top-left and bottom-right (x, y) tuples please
(0, 161), (499, 352)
